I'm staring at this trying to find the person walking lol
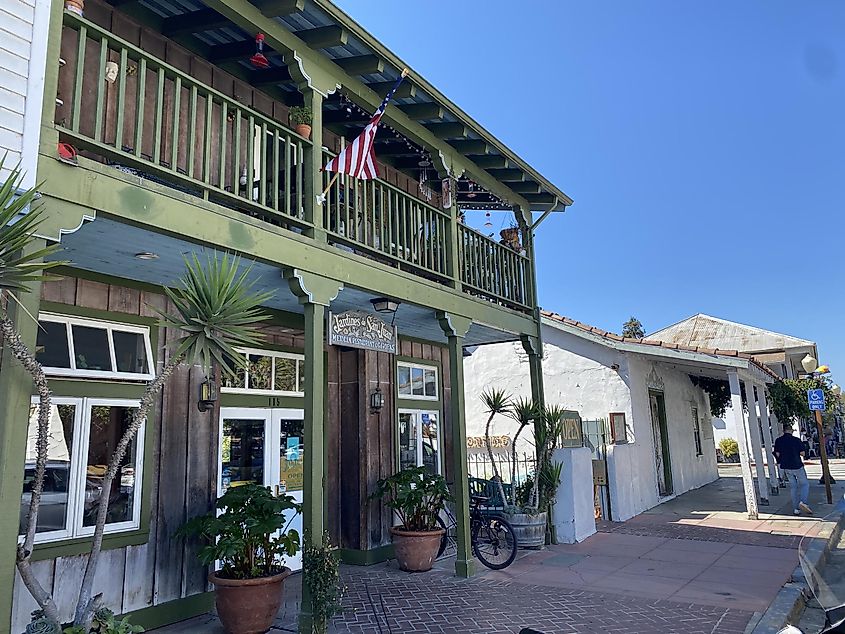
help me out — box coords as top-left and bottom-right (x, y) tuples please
(774, 424), (813, 516)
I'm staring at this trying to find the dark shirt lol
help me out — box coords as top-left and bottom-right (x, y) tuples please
(774, 434), (804, 470)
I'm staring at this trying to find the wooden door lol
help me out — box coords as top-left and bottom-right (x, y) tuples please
(649, 392), (673, 497)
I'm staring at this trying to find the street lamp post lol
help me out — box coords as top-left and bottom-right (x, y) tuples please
(801, 354), (833, 504)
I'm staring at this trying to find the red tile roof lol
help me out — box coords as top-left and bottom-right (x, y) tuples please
(539, 310), (778, 380)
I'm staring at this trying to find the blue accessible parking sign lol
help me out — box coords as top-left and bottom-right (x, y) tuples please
(808, 388), (826, 411)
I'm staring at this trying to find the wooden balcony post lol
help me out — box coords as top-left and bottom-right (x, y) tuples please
(301, 88), (325, 241)
(444, 176), (460, 289)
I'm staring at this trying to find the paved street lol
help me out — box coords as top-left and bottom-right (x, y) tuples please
(153, 465), (845, 634)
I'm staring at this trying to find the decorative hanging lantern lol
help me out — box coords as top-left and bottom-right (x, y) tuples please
(250, 33), (270, 69)
(467, 181), (476, 198)
(484, 211), (493, 229)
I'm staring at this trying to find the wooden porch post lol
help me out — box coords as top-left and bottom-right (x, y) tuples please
(743, 380), (769, 505)
(521, 334), (545, 411)
(285, 269), (342, 632)
(0, 241), (45, 634)
(437, 310), (476, 578)
(756, 383), (780, 494)
(300, 87), (325, 242)
(727, 370), (758, 519)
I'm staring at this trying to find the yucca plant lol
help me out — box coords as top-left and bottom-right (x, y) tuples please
(506, 397), (539, 507)
(73, 253), (272, 630)
(0, 161), (66, 626)
(480, 388), (511, 507)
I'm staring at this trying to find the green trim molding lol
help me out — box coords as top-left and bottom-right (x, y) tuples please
(339, 544), (394, 566)
(123, 591), (214, 630)
(31, 529), (150, 562)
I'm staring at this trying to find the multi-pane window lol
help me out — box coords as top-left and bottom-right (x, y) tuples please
(221, 348), (306, 394)
(19, 398), (144, 543)
(692, 406), (703, 456)
(398, 410), (441, 475)
(36, 314), (154, 380)
(397, 362), (438, 400)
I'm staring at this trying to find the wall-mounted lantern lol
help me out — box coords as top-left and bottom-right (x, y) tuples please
(370, 297), (400, 314)
(198, 377), (218, 412)
(370, 387), (385, 413)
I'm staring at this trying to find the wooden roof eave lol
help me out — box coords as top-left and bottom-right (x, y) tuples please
(312, 0), (574, 209)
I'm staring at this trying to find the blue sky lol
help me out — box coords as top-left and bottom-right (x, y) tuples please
(335, 1), (845, 382)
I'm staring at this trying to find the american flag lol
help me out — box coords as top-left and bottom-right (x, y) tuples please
(323, 70), (408, 180)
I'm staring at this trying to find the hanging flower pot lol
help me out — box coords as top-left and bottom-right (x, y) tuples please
(500, 227), (521, 250)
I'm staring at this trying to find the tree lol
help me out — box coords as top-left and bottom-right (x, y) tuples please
(480, 388), (511, 507)
(0, 162), (65, 625)
(769, 377), (839, 426)
(18, 249), (273, 631)
(621, 317), (645, 339)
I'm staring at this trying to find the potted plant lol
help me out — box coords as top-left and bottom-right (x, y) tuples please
(302, 531), (346, 634)
(371, 466), (451, 572)
(178, 484), (301, 634)
(289, 106), (313, 139)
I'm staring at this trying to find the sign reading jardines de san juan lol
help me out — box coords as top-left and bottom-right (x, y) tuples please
(328, 310), (398, 354)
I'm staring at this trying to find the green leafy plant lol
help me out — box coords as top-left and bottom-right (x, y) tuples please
(769, 378), (838, 425)
(689, 375), (737, 419)
(289, 106), (313, 126)
(718, 437), (739, 460)
(27, 608), (143, 634)
(178, 483), (301, 579)
(302, 531), (345, 634)
(371, 466), (452, 531)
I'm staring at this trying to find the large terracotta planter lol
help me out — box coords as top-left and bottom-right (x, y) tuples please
(391, 526), (445, 572)
(508, 511), (547, 549)
(210, 568), (291, 634)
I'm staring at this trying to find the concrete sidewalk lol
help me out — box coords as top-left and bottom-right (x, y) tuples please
(152, 468), (844, 633)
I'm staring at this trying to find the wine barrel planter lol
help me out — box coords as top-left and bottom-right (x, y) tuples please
(508, 512), (547, 549)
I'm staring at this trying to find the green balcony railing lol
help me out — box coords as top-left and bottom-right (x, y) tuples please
(459, 225), (530, 311)
(321, 152), (451, 282)
(57, 12), (310, 230)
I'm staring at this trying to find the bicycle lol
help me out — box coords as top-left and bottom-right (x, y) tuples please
(436, 494), (518, 570)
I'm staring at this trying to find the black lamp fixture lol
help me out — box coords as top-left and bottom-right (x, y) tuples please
(370, 297), (400, 314)
(370, 387), (385, 413)
(198, 377), (218, 412)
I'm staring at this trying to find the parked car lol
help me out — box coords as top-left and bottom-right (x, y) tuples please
(19, 461), (71, 534)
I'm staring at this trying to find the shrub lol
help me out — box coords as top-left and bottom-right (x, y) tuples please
(719, 438), (739, 460)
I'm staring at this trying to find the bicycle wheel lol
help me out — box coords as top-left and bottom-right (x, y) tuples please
(436, 514), (457, 559)
(472, 516), (517, 570)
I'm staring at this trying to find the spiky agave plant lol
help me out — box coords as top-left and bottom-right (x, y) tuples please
(0, 161), (66, 625)
(73, 252), (272, 629)
(480, 388), (511, 508)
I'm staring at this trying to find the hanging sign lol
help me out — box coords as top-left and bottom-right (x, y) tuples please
(560, 411), (584, 448)
(328, 310), (397, 354)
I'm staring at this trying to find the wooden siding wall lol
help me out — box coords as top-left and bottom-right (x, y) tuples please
(58, 0), (441, 207)
(10, 275), (307, 630)
(326, 339), (452, 552)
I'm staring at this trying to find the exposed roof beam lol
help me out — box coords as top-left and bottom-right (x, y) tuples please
(249, 66), (294, 86)
(487, 168), (524, 182)
(368, 81), (416, 99)
(162, 9), (228, 36)
(425, 122), (466, 139)
(209, 40), (261, 64)
(390, 156), (430, 169)
(398, 103), (443, 120)
(254, 0), (305, 16)
(334, 55), (383, 75)
(372, 141), (419, 156)
(523, 193), (557, 205)
(449, 139), (488, 155)
(322, 110), (370, 124)
(470, 155), (508, 169)
(297, 25), (348, 48)
(508, 181), (542, 194)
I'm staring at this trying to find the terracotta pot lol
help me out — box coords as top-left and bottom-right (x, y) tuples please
(390, 526), (445, 572)
(499, 227), (521, 250)
(64, 0), (84, 14)
(295, 123), (312, 139)
(508, 511), (547, 549)
(209, 568), (291, 634)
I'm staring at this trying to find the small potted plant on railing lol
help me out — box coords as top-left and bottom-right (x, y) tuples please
(499, 220), (521, 251)
(289, 106), (313, 140)
(178, 484), (301, 634)
(371, 466), (451, 572)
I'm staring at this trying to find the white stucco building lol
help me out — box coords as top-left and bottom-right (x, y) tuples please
(0, 0), (50, 188)
(650, 314), (817, 447)
(464, 312), (777, 524)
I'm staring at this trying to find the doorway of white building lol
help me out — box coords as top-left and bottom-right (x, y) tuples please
(648, 391), (674, 497)
(218, 407), (304, 571)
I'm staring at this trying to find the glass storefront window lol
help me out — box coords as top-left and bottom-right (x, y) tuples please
(279, 419), (304, 495)
(398, 412), (417, 471)
(397, 365), (411, 396)
(398, 410), (441, 475)
(397, 362), (438, 400)
(35, 321), (71, 368)
(220, 418), (266, 493)
(248, 355), (273, 391)
(220, 348), (305, 395)
(113, 330), (149, 374)
(274, 357), (297, 392)
(71, 325), (111, 371)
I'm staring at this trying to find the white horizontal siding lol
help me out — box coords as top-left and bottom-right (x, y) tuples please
(0, 0), (47, 187)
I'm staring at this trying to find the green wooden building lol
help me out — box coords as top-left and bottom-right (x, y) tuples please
(0, 0), (571, 631)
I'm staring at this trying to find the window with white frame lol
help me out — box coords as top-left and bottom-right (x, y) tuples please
(221, 348), (306, 395)
(35, 313), (154, 381)
(398, 409), (441, 476)
(397, 362), (438, 400)
(19, 398), (144, 543)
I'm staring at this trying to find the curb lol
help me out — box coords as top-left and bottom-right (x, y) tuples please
(751, 516), (844, 634)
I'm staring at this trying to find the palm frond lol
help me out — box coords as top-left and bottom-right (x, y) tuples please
(0, 158), (64, 295)
(507, 397), (539, 425)
(480, 387), (511, 416)
(158, 252), (273, 377)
